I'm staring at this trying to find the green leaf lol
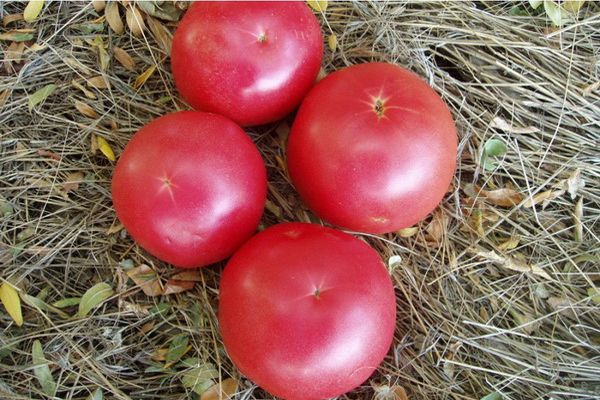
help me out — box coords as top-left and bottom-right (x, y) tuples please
(137, 1), (182, 21)
(0, 195), (13, 217)
(165, 334), (189, 368)
(119, 258), (134, 270)
(544, 0), (567, 26)
(481, 392), (502, 400)
(0, 345), (13, 361)
(51, 297), (81, 308)
(587, 287), (600, 304)
(20, 293), (70, 319)
(509, 6), (528, 16)
(28, 84), (57, 111)
(528, 0), (543, 9)
(0, 31), (35, 42)
(484, 138), (507, 157)
(87, 388), (103, 400)
(180, 361), (219, 395)
(150, 302), (170, 317)
(32, 340), (57, 397)
(76, 23), (105, 34)
(77, 282), (113, 317)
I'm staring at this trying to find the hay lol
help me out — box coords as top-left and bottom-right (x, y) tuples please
(1, 1), (599, 399)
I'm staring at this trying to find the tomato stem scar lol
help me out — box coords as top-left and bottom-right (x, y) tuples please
(374, 98), (385, 118)
(313, 287), (321, 299)
(257, 32), (267, 43)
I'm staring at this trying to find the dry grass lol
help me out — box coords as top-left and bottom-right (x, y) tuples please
(1, 1), (599, 400)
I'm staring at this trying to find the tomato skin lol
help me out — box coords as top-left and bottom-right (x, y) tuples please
(171, 1), (323, 127)
(287, 62), (458, 234)
(219, 222), (396, 400)
(111, 111), (267, 269)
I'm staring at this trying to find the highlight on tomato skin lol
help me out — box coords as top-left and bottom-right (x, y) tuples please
(111, 111), (267, 269)
(287, 62), (458, 234)
(218, 222), (396, 400)
(171, 1), (323, 127)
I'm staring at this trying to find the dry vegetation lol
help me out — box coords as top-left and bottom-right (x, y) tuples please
(1, 1), (599, 400)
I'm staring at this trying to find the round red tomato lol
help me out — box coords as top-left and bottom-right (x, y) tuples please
(171, 2), (323, 126)
(111, 111), (267, 268)
(219, 222), (396, 400)
(287, 62), (458, 234)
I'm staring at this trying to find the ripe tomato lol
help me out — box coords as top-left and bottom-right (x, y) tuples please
(111, 111), (267, 268)
(287, 62), (458, 234)
(219, 222), (396, 400)
(171, 2), (323, 126)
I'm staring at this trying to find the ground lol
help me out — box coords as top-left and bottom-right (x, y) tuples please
(1, 1), (599, 400)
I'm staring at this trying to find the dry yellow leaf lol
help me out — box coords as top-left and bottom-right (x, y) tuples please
(397, 226), (418, 238)
(0, 282), (23, 327)
(96, 136), (116, 161)
(126, 5), (146, 37)
(105, 1), (124, 34)
(146, 15), (173, 54)
(523, 189), (564, 208)
(75, 100), (99, 118)
(92, 0), (106, 12)
(133, 64), (156, 89)
(328, 34), (337, 52)
(86, 75), (110, 89)
(63, 171), (84, 193)
(24, 0), (45, 23)
(3, 13), (24, 27)
(113, 46), (136, 71)
(201, 378), (239, 400)
(307, 0), (328, 12)
(475, 249), (552, 280)
(498, 236), (520, 251)
(71, 79), (96, 99)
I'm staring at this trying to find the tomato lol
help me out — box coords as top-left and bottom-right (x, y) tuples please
(171, 2), (323, 127)
(218, 222), (396, 400)
(287, 62), (458, 234)
(111, 111), (267, 268)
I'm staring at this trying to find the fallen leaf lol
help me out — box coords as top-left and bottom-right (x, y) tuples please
(566, 168), (584, 199)
(151, 348), (168, 361)
(170, 270), (203, 282)
(75, 101), (99, 118)
(32, 340), (56, 397)
(307, 0), (328, 12)
(92, 1), (106, 12)
(134, 64), (157, 89)
(476, 249), (552, 280)
(126, 264), (163, 296)
(28, 84), (57, 111)
(86, 75), (110, 89)
(587, 287), (600, 304)
(96, 136), (116, 161)
(397, 226), (418, 238)
(181, 362), (219, 395)
(139, 321), (155, 335)
(490, 116), (539, 134)
(126, 5), (146, 37)
(20, 293), (70, 318)
(573, 197), (583, 242)
(466, 184), (523, 208)
(0, 282), (23, 326)
(0, 29), (34, 42)
(24, 0), (45, 23)
(105, 1), (124, 34)
(498, 236), (520, 251)
(3, 13), (24, 26)
(165, 333), (191, 368)
(146, 15), (173, 54)
(78, 282), (114, 317)
(425, 210), (449, 244)
(113, 46), (136, 71)
(201, 378), (239, 400)
(328, 34), (337, 51)
(137, 1), (182, 21)
(63, 171), (84, 193)
(0, 90), (10, 107)
(163, 280), (195, 295)
(64, 57), (91, 75)
(92, 36), (110, 71)
(24, 43), (46, 53)
(523, 189), (565, 208)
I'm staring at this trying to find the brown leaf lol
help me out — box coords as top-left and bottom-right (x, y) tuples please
(146, 15), (172, 54)
(4, 41), (25, 72)
(170, 270), (203, 282)
(37, 149), (61, 161)
(201, 378), (239, 400)
(163, 280), (195, 295)
(481, 188), (523, 207)
(3, 13), (24, 27)
(86, 75), (110, 89)
(105, 1), (124, 34)
(113, 46), (136, 71)
(425, 210), (449, 244)
(151, 347), (168, 361)
(75, 100), (99, 118)
(63, 172), (84, 193)
(72, 79), (97, 99)
(0, 90), (10, 107)
(133, 64), (156, 89)
(92, 0), (106, 12)
(523, 189), (565, 208)
(126, 5), (146, 37)
(126, 264), (163, 296)
(475, 249), (552, 280)
(490, 116), (539, 134)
